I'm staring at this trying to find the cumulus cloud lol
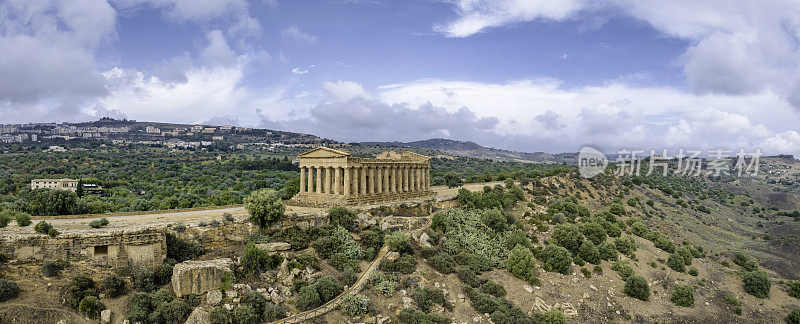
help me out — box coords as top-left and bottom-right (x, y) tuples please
(200, 30), (237, 66)
(281, 26), (318, 44)
(322, 81), (371, 102)
(436, 0), (800, 111)
(291, 67), (309, 74)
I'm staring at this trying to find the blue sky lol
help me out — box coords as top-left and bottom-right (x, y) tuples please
(2, 0), (800, 155)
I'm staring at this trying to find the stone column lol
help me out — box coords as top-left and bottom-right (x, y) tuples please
(334, 167), (342, 195)
(324, 167), (331, 194)
(316, 166), (322, 193)
(383, 167), (389, 193)
(393, 166), (400, 192)
(360, 166), (367, 196)
(368, 166), (375, 195)
(376, 166), (383, 194)
(343, 167), (350, 197)
(307, 167), (314, 193)
(413, 167), (418, 191)
(426, 166), (431, 189)
(400, 166), (406, 192)
(300, 167), (306, 193)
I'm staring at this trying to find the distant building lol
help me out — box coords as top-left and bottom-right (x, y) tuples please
(47, 145), (66, 152)
(31, 178), (79, 192)
(146, 126), (161, 134)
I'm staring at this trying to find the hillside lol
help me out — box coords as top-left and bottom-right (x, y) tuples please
(361, 138), (578, 163)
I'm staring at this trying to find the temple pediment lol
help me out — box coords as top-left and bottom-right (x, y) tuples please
(298, 147), (351, 158)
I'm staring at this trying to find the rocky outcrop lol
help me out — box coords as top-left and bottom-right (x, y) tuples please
(184, 307), (209, 324)
(255, 242), (291, 252)
(172, 258), (234, 297)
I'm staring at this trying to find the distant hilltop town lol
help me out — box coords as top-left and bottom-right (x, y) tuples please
(0, 117), (339, 152)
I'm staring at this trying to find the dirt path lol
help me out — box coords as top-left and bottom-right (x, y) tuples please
(269, 245), (392, 324)
(2, 182), (498, 233)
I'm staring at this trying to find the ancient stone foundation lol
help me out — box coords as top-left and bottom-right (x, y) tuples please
(0, 227), (166, 269)
(289, 147), (435, 207)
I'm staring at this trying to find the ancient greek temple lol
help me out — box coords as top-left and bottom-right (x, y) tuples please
(289, 147), (434, 206)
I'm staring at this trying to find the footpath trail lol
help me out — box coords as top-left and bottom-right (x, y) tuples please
(269, 245), (392, 324)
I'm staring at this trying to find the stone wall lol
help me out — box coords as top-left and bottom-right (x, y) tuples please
(0, 227), (166, 269)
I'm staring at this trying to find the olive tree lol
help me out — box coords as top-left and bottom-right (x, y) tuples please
(244, 189), (285, 228)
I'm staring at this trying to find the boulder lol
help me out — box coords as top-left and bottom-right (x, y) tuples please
(184, 307), (209, 324)
(419, 233), (432, 248)
(356, 213), (376, 229)
(255, 242), (291, 252)
(172, 258), (234, 297)
(206, 290), (223, 305)
(100, 309), (111, 324)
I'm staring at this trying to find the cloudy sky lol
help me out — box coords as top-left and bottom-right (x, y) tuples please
(2, 0), (800, 155)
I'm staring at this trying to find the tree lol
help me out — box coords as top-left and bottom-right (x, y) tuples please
(579, 241), (601, 265)
(671, 285), (694, 307)
(743, 270), (771, 299)
(76, 179), (84, 198)
(328, 206), (356, 228)
(552, 224), (584, 255)
(541, 244), (572, 275)
(667, 253), (686, 272)
(580, 222), (607, 245)
(244, 188), (285, 228)
(507, 244), (536, 280)
(444, 172), (462, 188)
(624, 275), (650, 301)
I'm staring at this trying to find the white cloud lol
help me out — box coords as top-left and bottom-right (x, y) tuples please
(281, 26), (318, 44)
(322, 80), (370, 102)
(200, 30), (236, 66)
(436, 0), (800, 111)
(291, 67), (309, 74)
(434, 0), (586, 38)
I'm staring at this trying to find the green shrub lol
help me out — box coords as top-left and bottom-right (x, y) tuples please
(385, 231), (412, 253)
(315, 276), (342, 302)
(533, 309), (567, 324)
(598, 242), (618, 260)
(0, 279), (19, 301)
(428, 253), (456, 274)
(481, 280), (506, 297)
(126, 292), (151, 322)
(456, 267), (481, 287)
(552, 224), (584, 254)
(296, 285), (321, 310)
(580, 222), (607, 245)
(580, 267), (591, 277)
(482, 209), (509, 232)
(789, 281), (800, 299)
(241, 243), (283, 275)
(676, 247), (693, 266)
(613, 236), (637, 256)
(244, 188), (285, 228)
(688, 268), (698, 276)
(541, 244), (572, 275)
(42, 260), (62, 277)
(78, 296), (105, 319)
(454, 252), (491, 272)
(733, 251), (749, 267)
(340, 294), (372, 315)
(89, 218), (109, 228)
(786, 307), (800, 324)
(609, 203), (626, 215)
(667, 253), (686, 272)
(743, 270), (771, 299)
(154, 263), (174, 286)
(15, 212), (31, 227)
(671, 285), (694, 307)
(578, 241), (600, 265)
(507, 244), (536, 280)
(209, 306), (231, 324)
(504, 231), (532, 250)
(263, 302), (286, 321)
(102, 273), (127, 298)
(48, 228), (60, 237)
(66, 274), (98, 310)
(743, 259), (759, 272)
(413, 287), (447, 313)
(166, 233), (204, 262)
(134, 269), (156, 292)
(612, 261), (634, 280)
(241, 290), (267, 316)
(233, 305), (259, 324)
(398, 309), (451, 324)
(34, 220), (52, 234)
(624, 275), (650, 301)
(328, 206), (356, 229)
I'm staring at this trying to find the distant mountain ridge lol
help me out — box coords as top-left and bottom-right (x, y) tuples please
(361, 138), (577, 163)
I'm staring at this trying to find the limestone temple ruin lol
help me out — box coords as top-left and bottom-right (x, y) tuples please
(289, 147), (434, 206)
